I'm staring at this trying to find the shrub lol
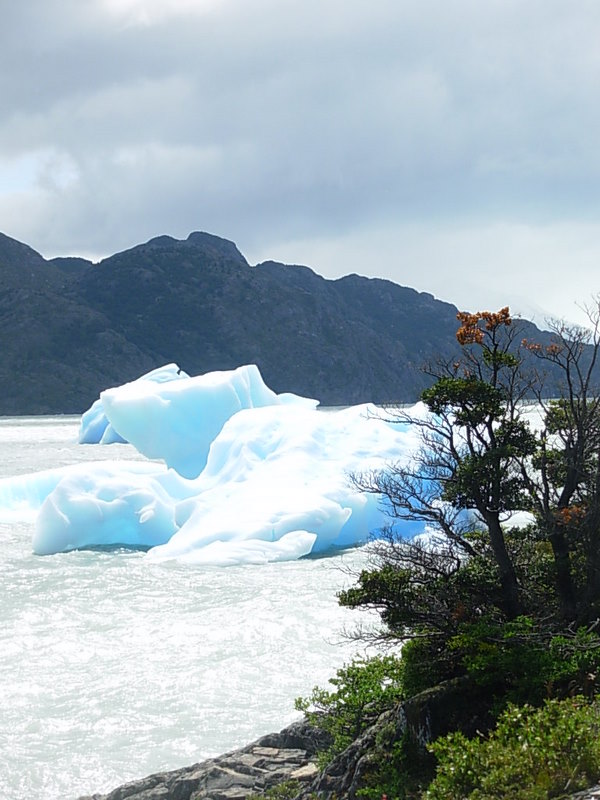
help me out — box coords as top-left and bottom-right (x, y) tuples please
(398, 636), (461, 699)
(295, 654), (404, 765)
(448, 618), (600, 711)
(425, 696), (600, 799)
(354, 724), (432, 800)
(247, 780), (301, 799)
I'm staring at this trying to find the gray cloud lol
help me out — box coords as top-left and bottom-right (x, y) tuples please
(2, 0), (600, 321)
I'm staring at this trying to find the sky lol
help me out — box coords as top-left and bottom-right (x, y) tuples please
(2, 0), (600, 326)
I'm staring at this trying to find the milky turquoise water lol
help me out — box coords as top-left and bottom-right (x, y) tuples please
(0, 417), (374, 799)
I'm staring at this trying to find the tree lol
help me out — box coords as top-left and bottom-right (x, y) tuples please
(353, 307), (537, 623)
(347, 303), (600, 644)
(521, 307), (600, 623)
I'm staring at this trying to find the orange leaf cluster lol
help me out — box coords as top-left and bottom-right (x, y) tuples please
(456, 307), (511, 345)
(556, 505), (586, 526)
(521, 339), (564, 356)
(456, 312), (484, 345)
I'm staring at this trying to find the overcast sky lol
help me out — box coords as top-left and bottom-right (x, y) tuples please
(2, 0), (600, 325)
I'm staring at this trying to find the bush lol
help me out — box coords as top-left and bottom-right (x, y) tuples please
(295, 654), (404, 765)
(448, 618), (600, 711)
(247, 780), (301, 799)
(425, 696), (600, 799)
(354, 723), (433, 800)
(398, 636), (461, 699)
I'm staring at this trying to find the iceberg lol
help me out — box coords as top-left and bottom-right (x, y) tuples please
(149, 402), (420, 565)
(84, 362), (317, 479)
(79, 363), (190, 445)
(1, 364), (426, 565)
(32, 464), (176, 555)
(0, 461), (164, 524)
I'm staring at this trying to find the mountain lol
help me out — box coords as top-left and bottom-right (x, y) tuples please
(0, 230), (573, 415)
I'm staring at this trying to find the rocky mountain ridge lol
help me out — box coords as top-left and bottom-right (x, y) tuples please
(0, 230), (570, 415)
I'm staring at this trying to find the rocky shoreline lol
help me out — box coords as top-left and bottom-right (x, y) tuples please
(77, 718), (330, 800)
(77, 687), (600, 800)
(76, 678), (488, 800)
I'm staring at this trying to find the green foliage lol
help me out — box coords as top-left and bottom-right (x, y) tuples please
(443, 415), (537, 512)
(339, 529), (544, 650)
(504, 526), (558, 615)
(398, 637), (460, 699)
(247, 780), (301, 800)
(448, 617), (553, 709)
(421, 376), (504, 425)
(295, 655), (405, 765)
(481, 346), (520, 370)
(246, 780), (302, 800)
(339, 534), (512, 642)
(356, 725), (431, 800)
(448, 617), (600, 710)
(545, 398), (577, 436)
(425, 697), (600, 799)
(339, 565), (417, 636)
(546, 629), (600, 699)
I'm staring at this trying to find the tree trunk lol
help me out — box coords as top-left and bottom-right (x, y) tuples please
(548, 526), (577, 623)
(486, 513), (521, 620)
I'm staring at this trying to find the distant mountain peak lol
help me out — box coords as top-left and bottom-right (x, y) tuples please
(185, 231), (248, 265)
(144, 235), (178, 248)
(122, 231), (248, 267)
(0, 231), (46, 269)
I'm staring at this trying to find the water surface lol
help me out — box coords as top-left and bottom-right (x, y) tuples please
(0, 416), (374, 799)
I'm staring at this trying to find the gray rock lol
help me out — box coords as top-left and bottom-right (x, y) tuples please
(564, 786), (600, 799)
(77, 719), (330, 800)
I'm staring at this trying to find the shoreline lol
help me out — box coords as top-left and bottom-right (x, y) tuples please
(77, 718), (329, 800)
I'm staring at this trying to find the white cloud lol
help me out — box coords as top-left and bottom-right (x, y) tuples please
(100, 0), (223, 26)
(1, 0), (600, 324)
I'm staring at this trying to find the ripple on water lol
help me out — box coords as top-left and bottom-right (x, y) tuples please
(1, 513), (376, 800)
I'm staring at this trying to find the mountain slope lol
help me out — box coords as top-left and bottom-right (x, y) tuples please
(0, 230), (571, 415)
(70, 232), (464, 406)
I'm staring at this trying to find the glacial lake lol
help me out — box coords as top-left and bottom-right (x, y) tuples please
(0, 416), (376, 800)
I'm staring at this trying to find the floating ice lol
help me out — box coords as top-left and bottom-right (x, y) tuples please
(0, 461), (165, 524)
(0, 364), (427, 564)
(86, 363), (317, 479)
(32, 464), (176, 555)
(148, 403), (419, 565)
(79, 363), (190, 445)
